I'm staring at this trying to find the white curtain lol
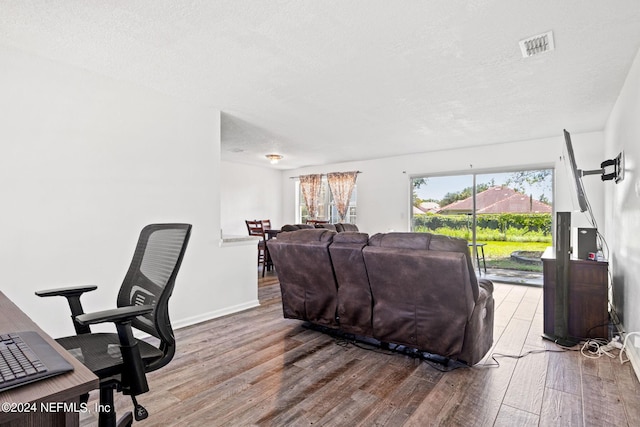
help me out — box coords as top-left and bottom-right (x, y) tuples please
(327, 171), (358, 221)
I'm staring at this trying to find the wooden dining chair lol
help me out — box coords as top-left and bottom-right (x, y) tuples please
(261, 220), (274, 274)
(245, 220), (268, 276)
(246, 219), (265, 237)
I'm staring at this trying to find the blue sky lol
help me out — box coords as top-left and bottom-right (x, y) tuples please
(414, 170), (553, 203)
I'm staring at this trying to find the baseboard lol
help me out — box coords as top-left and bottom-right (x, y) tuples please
(172, 299), (261, 330)
(613, 323), (640, 382)
(622, 332), (640, 382)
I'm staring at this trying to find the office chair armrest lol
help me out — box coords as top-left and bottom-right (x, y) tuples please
(35, 285), (99, 335)
(77, 305), (154, 399)
(35, 284), (98, 298)
(75, 305), (154, 326)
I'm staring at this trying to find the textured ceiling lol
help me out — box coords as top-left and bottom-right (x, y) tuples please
(2, 1), (640, 169)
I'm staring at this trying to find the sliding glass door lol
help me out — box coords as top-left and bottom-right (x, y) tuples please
(412, 169), (553, 282)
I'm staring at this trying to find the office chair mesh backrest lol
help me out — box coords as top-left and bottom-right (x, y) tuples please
(116, 224), (191, 367)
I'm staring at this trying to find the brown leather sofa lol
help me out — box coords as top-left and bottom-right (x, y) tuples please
(281, 223), (359, 232)
(280, 224), (315, 232)
(267, 230), (494, 365)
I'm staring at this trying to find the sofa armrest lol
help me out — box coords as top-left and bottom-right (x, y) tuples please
(479, 278), (494, 294)
(458, 279), (495, 365)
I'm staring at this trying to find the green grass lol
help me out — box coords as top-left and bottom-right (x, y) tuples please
(474, 240), (549, 272)
(417, 226), (552, 272)
(477, 240), (549, 259)
(417, 225), (552, 243)
(485, 258), (543, 272)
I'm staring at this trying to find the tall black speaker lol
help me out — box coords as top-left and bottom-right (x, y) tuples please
(542, 212), (578, 346)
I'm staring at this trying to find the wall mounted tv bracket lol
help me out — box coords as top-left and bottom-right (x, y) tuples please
(580, 151), (624, 183)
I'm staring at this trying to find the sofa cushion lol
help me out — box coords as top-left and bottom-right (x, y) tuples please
(275, 228), (335, 242)
(369, 232), (479, 301)
(280, 224), (314, 232)
(368, 232), (432, 249)
(316, 223), (337, 231)
(335, 223), (359, 232)
(428, 234), (479, 300)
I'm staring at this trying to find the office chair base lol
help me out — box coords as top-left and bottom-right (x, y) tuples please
(99, 382), (118, 427)
(96, 381), (149, 426)
(131, 395), (148, 421)
(116, 412), (133, 427)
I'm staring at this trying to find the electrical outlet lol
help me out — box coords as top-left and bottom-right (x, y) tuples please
(633, 335), (640, 349)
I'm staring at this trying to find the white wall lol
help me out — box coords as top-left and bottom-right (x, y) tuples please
(220, 161), (283, 236)
(282, 133), (605, 236)
(0, 46), (258, 338)
(604, 47), (640, 373)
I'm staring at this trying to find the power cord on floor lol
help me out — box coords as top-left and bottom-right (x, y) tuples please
(578, 331), (640, 365)
(483, 333), (640, 368)
(581, 339), (613, 358)
(328, 322), (640, 371)
(620, 332), (640, 365)
(481, 347), (577, 368)
(580, 336), (622, 359)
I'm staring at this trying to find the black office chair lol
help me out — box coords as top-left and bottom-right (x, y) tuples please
(36, 223), (192, 427)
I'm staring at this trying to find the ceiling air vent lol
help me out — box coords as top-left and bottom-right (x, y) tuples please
(519, 31), (554, 57)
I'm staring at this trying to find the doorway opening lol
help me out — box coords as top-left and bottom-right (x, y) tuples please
(411, 169), (553, 285)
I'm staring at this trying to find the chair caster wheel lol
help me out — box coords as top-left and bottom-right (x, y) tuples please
(131, 396), (148, 421)
(134, 405), (148, 421)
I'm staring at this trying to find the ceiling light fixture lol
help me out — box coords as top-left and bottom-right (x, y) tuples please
(519, 31), (555, 57)
(265, 154), (283, 164)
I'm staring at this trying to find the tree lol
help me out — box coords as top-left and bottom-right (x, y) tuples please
(505, 170), (552, 193)
(439, 182), (491, 206)
(412, 178), (428, 207)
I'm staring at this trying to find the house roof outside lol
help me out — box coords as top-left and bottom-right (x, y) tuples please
(437, 186), (551, 214)
(413, 201), (440, 215)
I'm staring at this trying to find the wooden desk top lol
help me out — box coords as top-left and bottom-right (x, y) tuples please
(0, 291), (99, 424)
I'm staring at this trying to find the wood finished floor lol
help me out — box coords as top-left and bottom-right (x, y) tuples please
(81, 272), (640, 426)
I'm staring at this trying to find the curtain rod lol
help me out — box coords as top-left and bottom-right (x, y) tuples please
(289, 171), (362, 179)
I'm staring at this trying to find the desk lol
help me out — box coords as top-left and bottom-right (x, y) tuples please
(468, 243), (487, 276)
(0, 291), (98, 427)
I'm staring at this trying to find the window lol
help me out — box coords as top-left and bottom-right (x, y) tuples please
(411, 168), (553, 279)
(296, 179), (357, 224)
